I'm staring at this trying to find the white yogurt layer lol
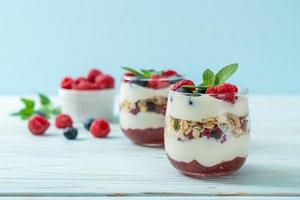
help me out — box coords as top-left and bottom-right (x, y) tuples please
(165, 131), (250, 167)
(167, 94), (249, 121)
(120, 111), (165, 129)
(120, 82), (169, 103)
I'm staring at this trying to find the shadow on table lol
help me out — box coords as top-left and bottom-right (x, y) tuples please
(198, 162), (300, 188)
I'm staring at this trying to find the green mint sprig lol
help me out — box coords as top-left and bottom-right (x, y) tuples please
(214, 63), (238, 85)
(11, 93), (61, 120)
(202, 63), (238, 87)
(121, 66), (162, 78)
(182, 63), (238, 93)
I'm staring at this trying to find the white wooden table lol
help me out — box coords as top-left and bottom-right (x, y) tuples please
(0, 96), (300, 200)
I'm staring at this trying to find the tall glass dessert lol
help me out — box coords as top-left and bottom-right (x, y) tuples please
(164, 64), (250, 177)
(120, 67), (183, 146)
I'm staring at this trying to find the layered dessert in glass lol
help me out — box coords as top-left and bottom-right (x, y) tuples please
(164, 64), (250, 177)
(119, 67), (183, 146)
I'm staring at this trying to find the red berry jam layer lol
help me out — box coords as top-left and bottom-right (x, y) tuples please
(122, 127), (164, 146)
(167, 155), (246, 177)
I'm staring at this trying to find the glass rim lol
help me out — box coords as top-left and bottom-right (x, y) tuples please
(170, 85), (249, 96)
(122, 74), (184, 82)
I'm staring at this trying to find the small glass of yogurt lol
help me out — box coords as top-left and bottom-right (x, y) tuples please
(119, 68), (183, 147)
(165, 84), (250, 177)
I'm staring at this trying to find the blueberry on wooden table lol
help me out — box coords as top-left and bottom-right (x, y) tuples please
(63, 127), (78, 140)
(83, 118), (95, 131)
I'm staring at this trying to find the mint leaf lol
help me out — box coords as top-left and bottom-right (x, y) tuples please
(12, 107), (34, 120)
(214, 63), (238, 85)
(121, 66), (145, 78)
(11, 93), (60, 120)
(202, 69), (215, 86)
(141, 69), (154, 78)
(51, 107), (62, 115)
(39, 93), (51, 106)
(21, 98), (35, 109)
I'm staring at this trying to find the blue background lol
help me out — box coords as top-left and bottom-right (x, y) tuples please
(0, 0), (299, 94)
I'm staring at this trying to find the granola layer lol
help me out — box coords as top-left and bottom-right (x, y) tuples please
(165, 113), (249, 142)
(120, 96), (167, 115)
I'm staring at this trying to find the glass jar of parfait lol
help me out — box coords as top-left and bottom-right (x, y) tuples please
(165, 64), (250, 177)
(119, 67), (183, 147)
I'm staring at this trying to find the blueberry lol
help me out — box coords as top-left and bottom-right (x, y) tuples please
(210, 126), (223, 140)
(176, 87), (193, 93)
(195, 87), (207, 93)
(146, 102), (156, 112)
(131, 77), (148, 87)
(83, 118), (94, 131)
(188, 98), (193, 105)
(63, 127), (78, 140)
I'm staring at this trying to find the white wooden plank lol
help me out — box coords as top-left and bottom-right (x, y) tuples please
(0, 197), (300, 200)
(1, 198), (300, 200)
(0, 96), (299, 197)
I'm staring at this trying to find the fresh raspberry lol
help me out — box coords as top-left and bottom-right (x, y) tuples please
(206, 83), (238, 103)
(87, 68), (102, 82)
(170, 80), (195, 91)
(148, 74), (170, 89)
(162, 69), (177, 77)
(61, 77), (73, 89)
(74, 77), (87, 85)
(122, 73), (135, 83)
(90, 118), (110, 138)
(150, 74), (165, 79)
(55, 114), (73, 129)
(75, 80), (97, 90)
(201, 129), (211, 138)
(28, 115), (50, 135)
(95, 74), (115, 89)
(124, 72), (134, 77)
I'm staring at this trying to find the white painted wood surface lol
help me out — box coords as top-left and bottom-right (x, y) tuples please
(0, 95), (299, 199)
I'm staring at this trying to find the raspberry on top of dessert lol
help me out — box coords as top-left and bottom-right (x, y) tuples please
(60, 68), (115, 90)
(165, 63), (250, 177)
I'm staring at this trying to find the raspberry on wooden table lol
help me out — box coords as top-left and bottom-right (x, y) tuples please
(90, 118), (110, 138)
(28, 115), (50, 135)
(55, 114), (73, 129)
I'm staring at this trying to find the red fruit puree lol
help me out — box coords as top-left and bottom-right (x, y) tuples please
(167, 155), (246, 177)
(122, 127), (164, 146)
